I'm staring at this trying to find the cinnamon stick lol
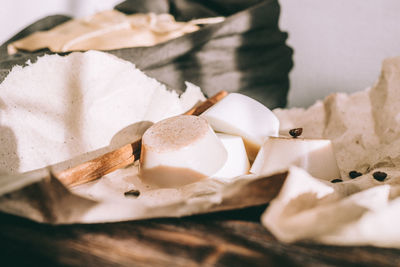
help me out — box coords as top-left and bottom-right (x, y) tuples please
(184, 90), (228, 116)
(56, 90), (228, 187)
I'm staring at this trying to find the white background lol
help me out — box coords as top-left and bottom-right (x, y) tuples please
(1, 0), (400, 108)
(279, 0), (400, 107)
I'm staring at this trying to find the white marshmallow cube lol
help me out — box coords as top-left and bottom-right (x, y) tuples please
(250, 136), (341, 180)
(200, 93), (279, 160)
(212, 133), (250, 180)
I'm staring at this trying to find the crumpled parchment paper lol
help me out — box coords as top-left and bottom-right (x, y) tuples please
(263, 56), (400, 248)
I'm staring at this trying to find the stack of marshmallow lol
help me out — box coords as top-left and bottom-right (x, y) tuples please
(139, 93), (341, 187)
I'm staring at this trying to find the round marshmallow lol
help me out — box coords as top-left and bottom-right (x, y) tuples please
(250, 136), (341, 180)
(139, 115), (227, 187)
(200, 93), (279, 161)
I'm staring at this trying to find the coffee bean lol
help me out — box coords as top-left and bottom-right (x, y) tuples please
(372, 171), (387, 182)
(349, 170), (362, 179)
(289, 128), (303, 138)
(331, 179), (343, 183)
(124, 189), (140, 197)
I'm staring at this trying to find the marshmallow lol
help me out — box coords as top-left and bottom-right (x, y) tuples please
(139, 115), (227, 187)
(250, 136), (341, 180)
(200, 93), (279, 160)
(212, 133), (250, 180)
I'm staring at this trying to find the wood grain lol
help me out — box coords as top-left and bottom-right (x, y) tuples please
(184, 90), (228, 116)
(56, 91), (228, 187)
(1, 208), (400, 267)
(56, 141), (140, 187)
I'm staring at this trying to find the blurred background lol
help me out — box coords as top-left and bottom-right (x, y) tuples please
(1, 0), (400, 108)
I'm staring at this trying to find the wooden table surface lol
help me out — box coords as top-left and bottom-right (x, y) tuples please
(1, 205), (400, 267)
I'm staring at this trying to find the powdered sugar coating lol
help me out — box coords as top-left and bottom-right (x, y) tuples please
(142, 115), (209, 152)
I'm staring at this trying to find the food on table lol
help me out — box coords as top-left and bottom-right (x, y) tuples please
(200, 93), (280, 161)
(139, 115), (227, 187)
(348, 170), (362, 179)
(288, 127), (303, 138)
(250, 136), (340, 180)
(139, 92), (341, 187)
(372, 171), (387, 182)
(211, 133), (250, 180)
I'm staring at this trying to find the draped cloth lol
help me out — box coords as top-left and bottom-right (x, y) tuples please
(0, 0), (293, 108)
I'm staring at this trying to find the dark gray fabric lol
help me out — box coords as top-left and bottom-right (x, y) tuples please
(0, 15), (71, 81)
(0, 0), (293, 108)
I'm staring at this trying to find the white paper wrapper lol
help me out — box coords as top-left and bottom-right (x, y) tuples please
(0, 50), (205, 174)
(263, 56), (400, 248)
